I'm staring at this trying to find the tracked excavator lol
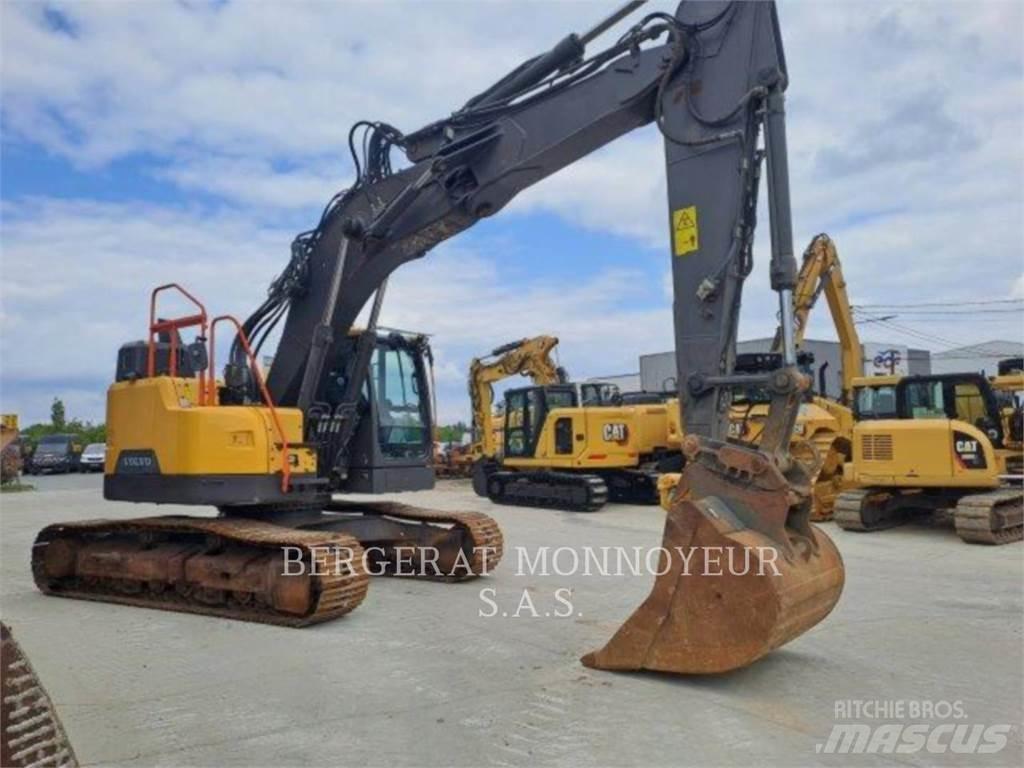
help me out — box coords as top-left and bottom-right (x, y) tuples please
(467, 334), (680, 511)
(836, 361), (1023, 544)
(476, 380), (680, 511)
(32, 0), (844, 674)
(468, 335), (565, 472)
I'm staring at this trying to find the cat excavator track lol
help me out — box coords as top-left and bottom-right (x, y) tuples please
(833, 488), (927, 532)
(485, 471), (608, 513)
(31, 516), (370, 627)
(603, 469), (660, 505)
(953, 489), (1024, 545)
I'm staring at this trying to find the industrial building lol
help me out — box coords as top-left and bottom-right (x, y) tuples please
(638, 339), (932, 400)
(931, 340), (1024, 377)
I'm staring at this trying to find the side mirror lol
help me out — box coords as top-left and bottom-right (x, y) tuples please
(186, 340), (209, 372)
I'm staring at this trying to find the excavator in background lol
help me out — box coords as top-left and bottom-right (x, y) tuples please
(1, 414), (18, 454)
(476, 381), (680, 511)
(836, 359), (1023, 544)
(433, 441), (474, 478)
(32, 0), (844, 675)
(468, 336), (679, 511)
(467, 336), (565, 478)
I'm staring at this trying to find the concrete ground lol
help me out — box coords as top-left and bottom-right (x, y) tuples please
(2, 474), (1021, 767)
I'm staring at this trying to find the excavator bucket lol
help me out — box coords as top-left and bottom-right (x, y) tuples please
(582, 438), (844, 675)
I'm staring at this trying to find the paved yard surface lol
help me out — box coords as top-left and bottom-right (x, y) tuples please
(2, 475), (1021, 767)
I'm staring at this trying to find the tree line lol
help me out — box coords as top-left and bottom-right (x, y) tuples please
(20, 397), (106, 447)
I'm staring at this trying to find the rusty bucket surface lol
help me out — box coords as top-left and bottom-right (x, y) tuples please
(582, 441), (845, 675)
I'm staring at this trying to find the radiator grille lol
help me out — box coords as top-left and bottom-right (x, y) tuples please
(861, 433), (893, 461)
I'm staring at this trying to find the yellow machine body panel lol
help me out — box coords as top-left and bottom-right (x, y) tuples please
(502, 405), (670, 470)
(848, 419), (1001, 489)
(0, 414), (18, 453)
(106, 377), (316, 476)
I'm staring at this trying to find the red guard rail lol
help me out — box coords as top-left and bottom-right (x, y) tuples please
(148, 283), (209, 405)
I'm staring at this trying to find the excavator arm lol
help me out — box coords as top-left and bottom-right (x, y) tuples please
(468, 336), (564, 460)
(238, 0), (844, 673)
(774, 234), (864, 403)
(256, 2), (798, 455)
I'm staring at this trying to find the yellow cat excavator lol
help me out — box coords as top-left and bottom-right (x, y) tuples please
(836, 359), (1023, 544)
(468, 335), (565, 464)
(32, 0), (844, 674)
(475, 380), (679, 511)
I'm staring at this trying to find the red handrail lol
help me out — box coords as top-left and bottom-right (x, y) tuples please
(148, 283), (209, 404)
(208, 315), (292, 493)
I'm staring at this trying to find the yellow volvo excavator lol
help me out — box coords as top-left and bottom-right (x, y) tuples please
(836, 359), (1023, 544)
(32, 0), (844, 675)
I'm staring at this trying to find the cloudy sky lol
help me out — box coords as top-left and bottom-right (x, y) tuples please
(1, 0), (1022, 426)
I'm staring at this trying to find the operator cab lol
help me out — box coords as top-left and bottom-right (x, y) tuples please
(901, 373), (1006, 449)
(502, 385), (577, 459)
(319, 331), (436, 493)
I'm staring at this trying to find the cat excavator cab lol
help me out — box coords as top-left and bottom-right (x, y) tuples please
(836, 367), (1023, 544)
(467, 335), (566, 487)
(33, 0), (843, 674)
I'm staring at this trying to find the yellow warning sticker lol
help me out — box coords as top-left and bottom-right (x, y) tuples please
(672, 205), (699, 256)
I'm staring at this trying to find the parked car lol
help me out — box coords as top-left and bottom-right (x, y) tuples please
(78, 442), (107, 473)
(25, 434), (82, 475)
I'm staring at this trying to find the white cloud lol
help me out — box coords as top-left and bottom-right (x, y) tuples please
(0, 198), (677, 424)
(1012, 275), (1024, 301)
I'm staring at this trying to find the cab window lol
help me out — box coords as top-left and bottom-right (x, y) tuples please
(505, 391), (528, 457)
(953, 382), (987, 426)
(855, 385), (897, 420)
(904, 380), (946, 419)
(526, 389), (544, 447)
(546, 390), (575, 410)
(374, 347), (428, 458)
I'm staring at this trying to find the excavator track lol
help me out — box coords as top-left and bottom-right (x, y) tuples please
(485, 470), (608, 512)
(320, 500), (504, 579)
(603, 469), (660, 505)
(954, 489), (1024, 545)
(834, 488), (924, 532)
(31, 516), (370, 627)
(1, 622), (78, 768)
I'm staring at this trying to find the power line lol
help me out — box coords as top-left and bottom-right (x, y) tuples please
(851, 310), (1015, 356)
(872, 308), (1023, 316)
(854, 298), (1023, 309)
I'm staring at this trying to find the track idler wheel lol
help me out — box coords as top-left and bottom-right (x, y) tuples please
(582, 437), (844, 675)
